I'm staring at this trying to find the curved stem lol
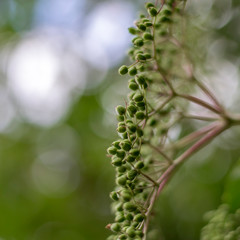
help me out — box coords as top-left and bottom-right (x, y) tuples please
(182, 113), (220, 122)
(145, 141), (172, 164)
(177, 93), (221, 114)
(193, 77), (224, 113)
(164, 121), (219, 151)
(143, 122), (227, 238)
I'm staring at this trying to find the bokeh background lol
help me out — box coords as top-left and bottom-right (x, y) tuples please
(0, 0), (239, 239)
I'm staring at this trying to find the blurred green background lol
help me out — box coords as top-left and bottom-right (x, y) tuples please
(0, 0), (239, 239)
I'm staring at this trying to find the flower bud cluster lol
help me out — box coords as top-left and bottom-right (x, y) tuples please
(107, 1), (186, 239)
(200, 205), (240, 240)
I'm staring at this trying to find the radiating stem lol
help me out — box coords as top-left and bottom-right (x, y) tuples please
(143, 122), (227, 238)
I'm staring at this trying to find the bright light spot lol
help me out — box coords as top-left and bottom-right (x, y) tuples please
(7, 31), (86, 126)
(34, 0), (85, 29)
(83, 1), (135, 67)
(9, 38), (58, 101)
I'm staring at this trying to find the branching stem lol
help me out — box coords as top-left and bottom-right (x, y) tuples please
(143, 122), (227, 238)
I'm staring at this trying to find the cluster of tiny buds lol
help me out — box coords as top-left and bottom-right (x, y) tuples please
(201, 205), (240, 240)
(107, 1), (180, 239)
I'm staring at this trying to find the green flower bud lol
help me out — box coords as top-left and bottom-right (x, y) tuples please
(128, 27), (138, 35)
(125, 213), (134, 221)
(144, 53), (151, 59)
(135, 49), (144, 54)
(117, 150), (126, 159)
(126, 119), (133, 124)
(116, 175), (127, 186)
(118, 122), (125, 126)
(123, 224), (131, 231)
(123, 202), (137, 212)
(110, 223), (121, 232)
(143, 32), (154, 41)
(117, 115), (125, 122)
(128, 182), (136, 190)
(122, 132), (128, 139)
(127, 123), (137, 133)
(128, 92), (135, 100)
(126, 227), (136, 238)
(145, 2), (155, 8)
(110, 191), (119, 201)
(117, 166), (127, 173)
(132, 37), (139, 43)
(112, 157), (122, 166)
(129, 149), (140, 157)
(128, 82), (138, 91)
(126, 155), (136, 163)
(136, 128), (144, 137)
(160, 16), (171, 23)
(115, 202), (123, 211)
(137, 24), (146, 31)
(163, 9), (172, 15)
(113, 140), (121, 149)
(107, 146), (117, 155)
(132, 222), (139, 227)
(160, 30), (168, 36)
(149, 118), (157, 126)
(130, 135), (136, 142)
(145, 21), (153, 27)
(138, 64), (145, 72)
(135, 53), (146, 62)
(127, 105), (137, 115)
(136, 101), (145, 107)
(128, 48), (135, 56)
(142, 18), (149, 23)
(134, 213), (145, 222)
(136, 111), (145, 120)
(118, 65), (128, 75)
(135, 75), (146, 85)
(106, 235), (115, 240)
(135, 160), (145, 169)
(116, 105), (126, 115)
(133, 38), (144, 47)
(134, 188), (143, 194)
(148, 7), (158, 17)
(133, 93), (144, 102)
(121, 192), (132, 202)
(118, 234), (128, 240)
(136, 230), (144, 237)
(117, 126), (126, 133)
(127, 169), (138, 180)
(128, 78), (135, 83)
(122, 140), (132, 151)
(115, 214), (125, 222)
(128, 67), (137, 76)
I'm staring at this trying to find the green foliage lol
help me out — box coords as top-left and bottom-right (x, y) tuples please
(200, 205), (240, 240)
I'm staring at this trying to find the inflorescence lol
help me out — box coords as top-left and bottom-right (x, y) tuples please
(106, 1), (187, 239)
(106, 0), (240, 239)
(200, 205), (240, 240)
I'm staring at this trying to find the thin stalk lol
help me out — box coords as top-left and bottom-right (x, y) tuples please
(142, 123), (227, 238)
(164, 121), (219, 151)
(177, 93), (221, 114)
(149, 96), (173, 116)
(182, 114), (220, 122)
(193, 77), (224, 113)
(146, 141), (172, 164)
(139, 170), (159, 187)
